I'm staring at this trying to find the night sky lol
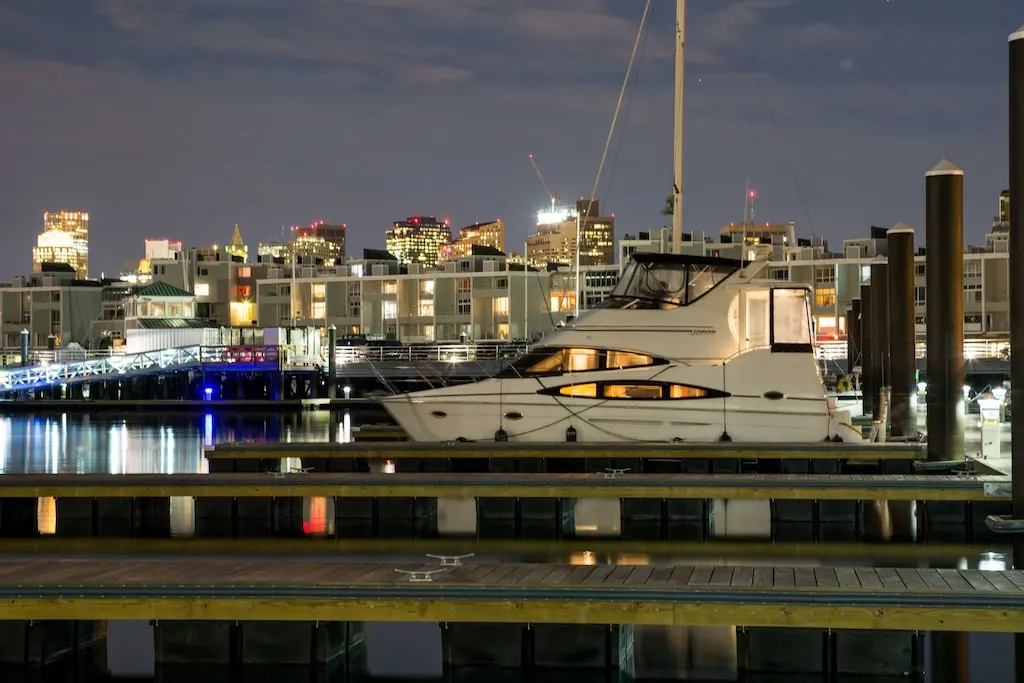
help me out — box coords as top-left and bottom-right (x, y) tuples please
(1, 0), (1021, 278)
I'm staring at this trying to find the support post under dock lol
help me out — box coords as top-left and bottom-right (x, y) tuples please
(887, 223), (917, 439)
(925, 158), (965, 461)
(870, 260), (890, 426)
(860, 283), (875, 418)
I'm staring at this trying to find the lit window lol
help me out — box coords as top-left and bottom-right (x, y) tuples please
(559, 383), (597, 397)
(418, 300), (434, 317)
(237, 285), (251, 298)
(383, 300), (397, 320)
(422, 280), (435, 294)
(312, 283), (326, 299)
(669, 385), (708, 399)
(567, 348), (599, 371)
(194, 283), (210, 297)
(311, 301), (326, 319)
(382, 281), (398, 295)
(237, 267), (252, 278)
(606, 351), (653, 369)
(603, 384), (662, 399)
(493, 297), (509, 315)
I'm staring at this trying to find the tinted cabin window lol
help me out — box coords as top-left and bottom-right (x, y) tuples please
(603, 384), (662, 399)
(669, 385), (708, 399)
(545, 382), (724, 400)
(559, 383), (597, 397)
(606, 351), (654, 369)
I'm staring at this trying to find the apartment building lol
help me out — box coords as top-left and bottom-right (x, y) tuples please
(0, 265), (102, 349)
(256, 251), (564, 342)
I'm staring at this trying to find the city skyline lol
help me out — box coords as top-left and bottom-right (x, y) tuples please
(1, 1), (1020, 279)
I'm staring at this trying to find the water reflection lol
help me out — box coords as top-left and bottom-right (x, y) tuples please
(0, 412), (351, 475)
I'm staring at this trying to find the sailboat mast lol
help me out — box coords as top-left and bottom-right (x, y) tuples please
(672, 0), (686, 254)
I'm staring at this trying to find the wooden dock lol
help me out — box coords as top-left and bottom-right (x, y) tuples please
(0, 558), (1022, 631)
(0, 472), (1009, 501)
(0, 537), (997, 560)
(207, 441), (926, 462)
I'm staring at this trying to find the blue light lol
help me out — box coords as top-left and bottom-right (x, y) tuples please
(203, 386), (214, 401)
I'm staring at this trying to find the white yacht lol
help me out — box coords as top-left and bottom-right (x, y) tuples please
(379, 253), (862, 443)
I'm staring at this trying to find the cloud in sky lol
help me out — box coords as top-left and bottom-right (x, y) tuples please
(0, 0), (1019, 278)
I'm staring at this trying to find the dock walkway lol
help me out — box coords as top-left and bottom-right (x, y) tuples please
(207, 441), (925, 461)
(0, 559), (1022, 631)
(0, 472), (1009, 501)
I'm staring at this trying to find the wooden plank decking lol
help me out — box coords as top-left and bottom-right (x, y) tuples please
(206, 441), (925, 461)
(0, 537), (996, 560)
(0, 472), (1007, 501)
(0, 559), (1021, 631)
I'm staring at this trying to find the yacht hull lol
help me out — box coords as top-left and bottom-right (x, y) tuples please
(380, 389), (835, 443)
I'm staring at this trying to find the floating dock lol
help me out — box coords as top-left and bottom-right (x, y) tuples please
(0, 559), (1021, 632)
(0, 537), (998, 560)
(0, 472), (1005, 501)
(206, 440), (927, 475)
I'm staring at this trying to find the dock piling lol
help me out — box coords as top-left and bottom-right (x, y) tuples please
(860, 283), (875, 417)
(925, 158), (966, 461)
(870, 261), (891, 423)
(1009, 26), (1024, 535)
(887, 223), (917, 438)
(327, 325), (337, 399)
(847, 298), (861, 386)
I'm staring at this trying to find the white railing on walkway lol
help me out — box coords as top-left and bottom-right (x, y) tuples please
(334, 342), (529, 365)
(0, 346), (202, 391)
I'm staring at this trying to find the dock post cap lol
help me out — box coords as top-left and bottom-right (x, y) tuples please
(887, 222), (915, 235)
(1011, 25), (1024, 42)
(925, 159), (964, 177)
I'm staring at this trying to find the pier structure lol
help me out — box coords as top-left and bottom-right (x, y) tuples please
(0, 557), (1021, 676)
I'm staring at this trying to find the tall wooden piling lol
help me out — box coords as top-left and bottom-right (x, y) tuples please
(1008, 26), (1024, 529)
(887, 224), (917, 438)
(847, 298), (861, 385)
(924, 159), (965, 461)
(869, 262), (890, 419)
(860, 284), (875, 417)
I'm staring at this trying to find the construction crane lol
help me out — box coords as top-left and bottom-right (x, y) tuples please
(528, 153), (560, 212)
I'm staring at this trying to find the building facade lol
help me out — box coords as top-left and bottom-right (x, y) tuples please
(256, 253), (563, 342)
(33, 211), (90, 278)
(0, 266), (102, 349)
(385, 216), (451, 268)
(439, 220), (505, 262)
(526, 200), (615, 268)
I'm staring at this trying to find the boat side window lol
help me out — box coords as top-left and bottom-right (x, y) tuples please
(606, 350), (655, 369)
(559, 383), (598, 397)
(543, 381), (727, 400)
(603, 383), (662, 399)
(669, 384), (708, 399)
(771, 288), (814, 352)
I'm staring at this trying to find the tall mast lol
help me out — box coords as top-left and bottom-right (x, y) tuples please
(671, 0), (686, 253)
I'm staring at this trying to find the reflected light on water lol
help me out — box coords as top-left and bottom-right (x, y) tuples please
(979, 551), (1007, 571)
(37, 496), (56, 535)
(169, 497), (195, 537)
(0, 413), (348, 475)
(571, 551), (598, 566)
(304, 496), (335, 536)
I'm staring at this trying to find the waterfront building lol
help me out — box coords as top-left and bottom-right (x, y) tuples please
(255, 249), (562, 342)
(439, 220), (505, 263)
(0, 264), (102, 349)
(32, 211), (89, 278)
(258, 222), (347, 266)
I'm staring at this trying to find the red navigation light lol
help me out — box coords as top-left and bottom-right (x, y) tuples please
(749, 189), (757, 198)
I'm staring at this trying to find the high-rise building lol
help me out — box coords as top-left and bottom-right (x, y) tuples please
(33, 211), (89, 277)
(439, 220), (505, 262)
(385, 216), (451, 267)
(257, 221), (347, 265)
(525, 199), (614, 268)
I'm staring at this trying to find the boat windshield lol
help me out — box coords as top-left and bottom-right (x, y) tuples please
(598, 254), (742, 309)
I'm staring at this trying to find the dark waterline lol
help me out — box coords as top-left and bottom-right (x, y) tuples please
(0, 412), (1016, 681)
